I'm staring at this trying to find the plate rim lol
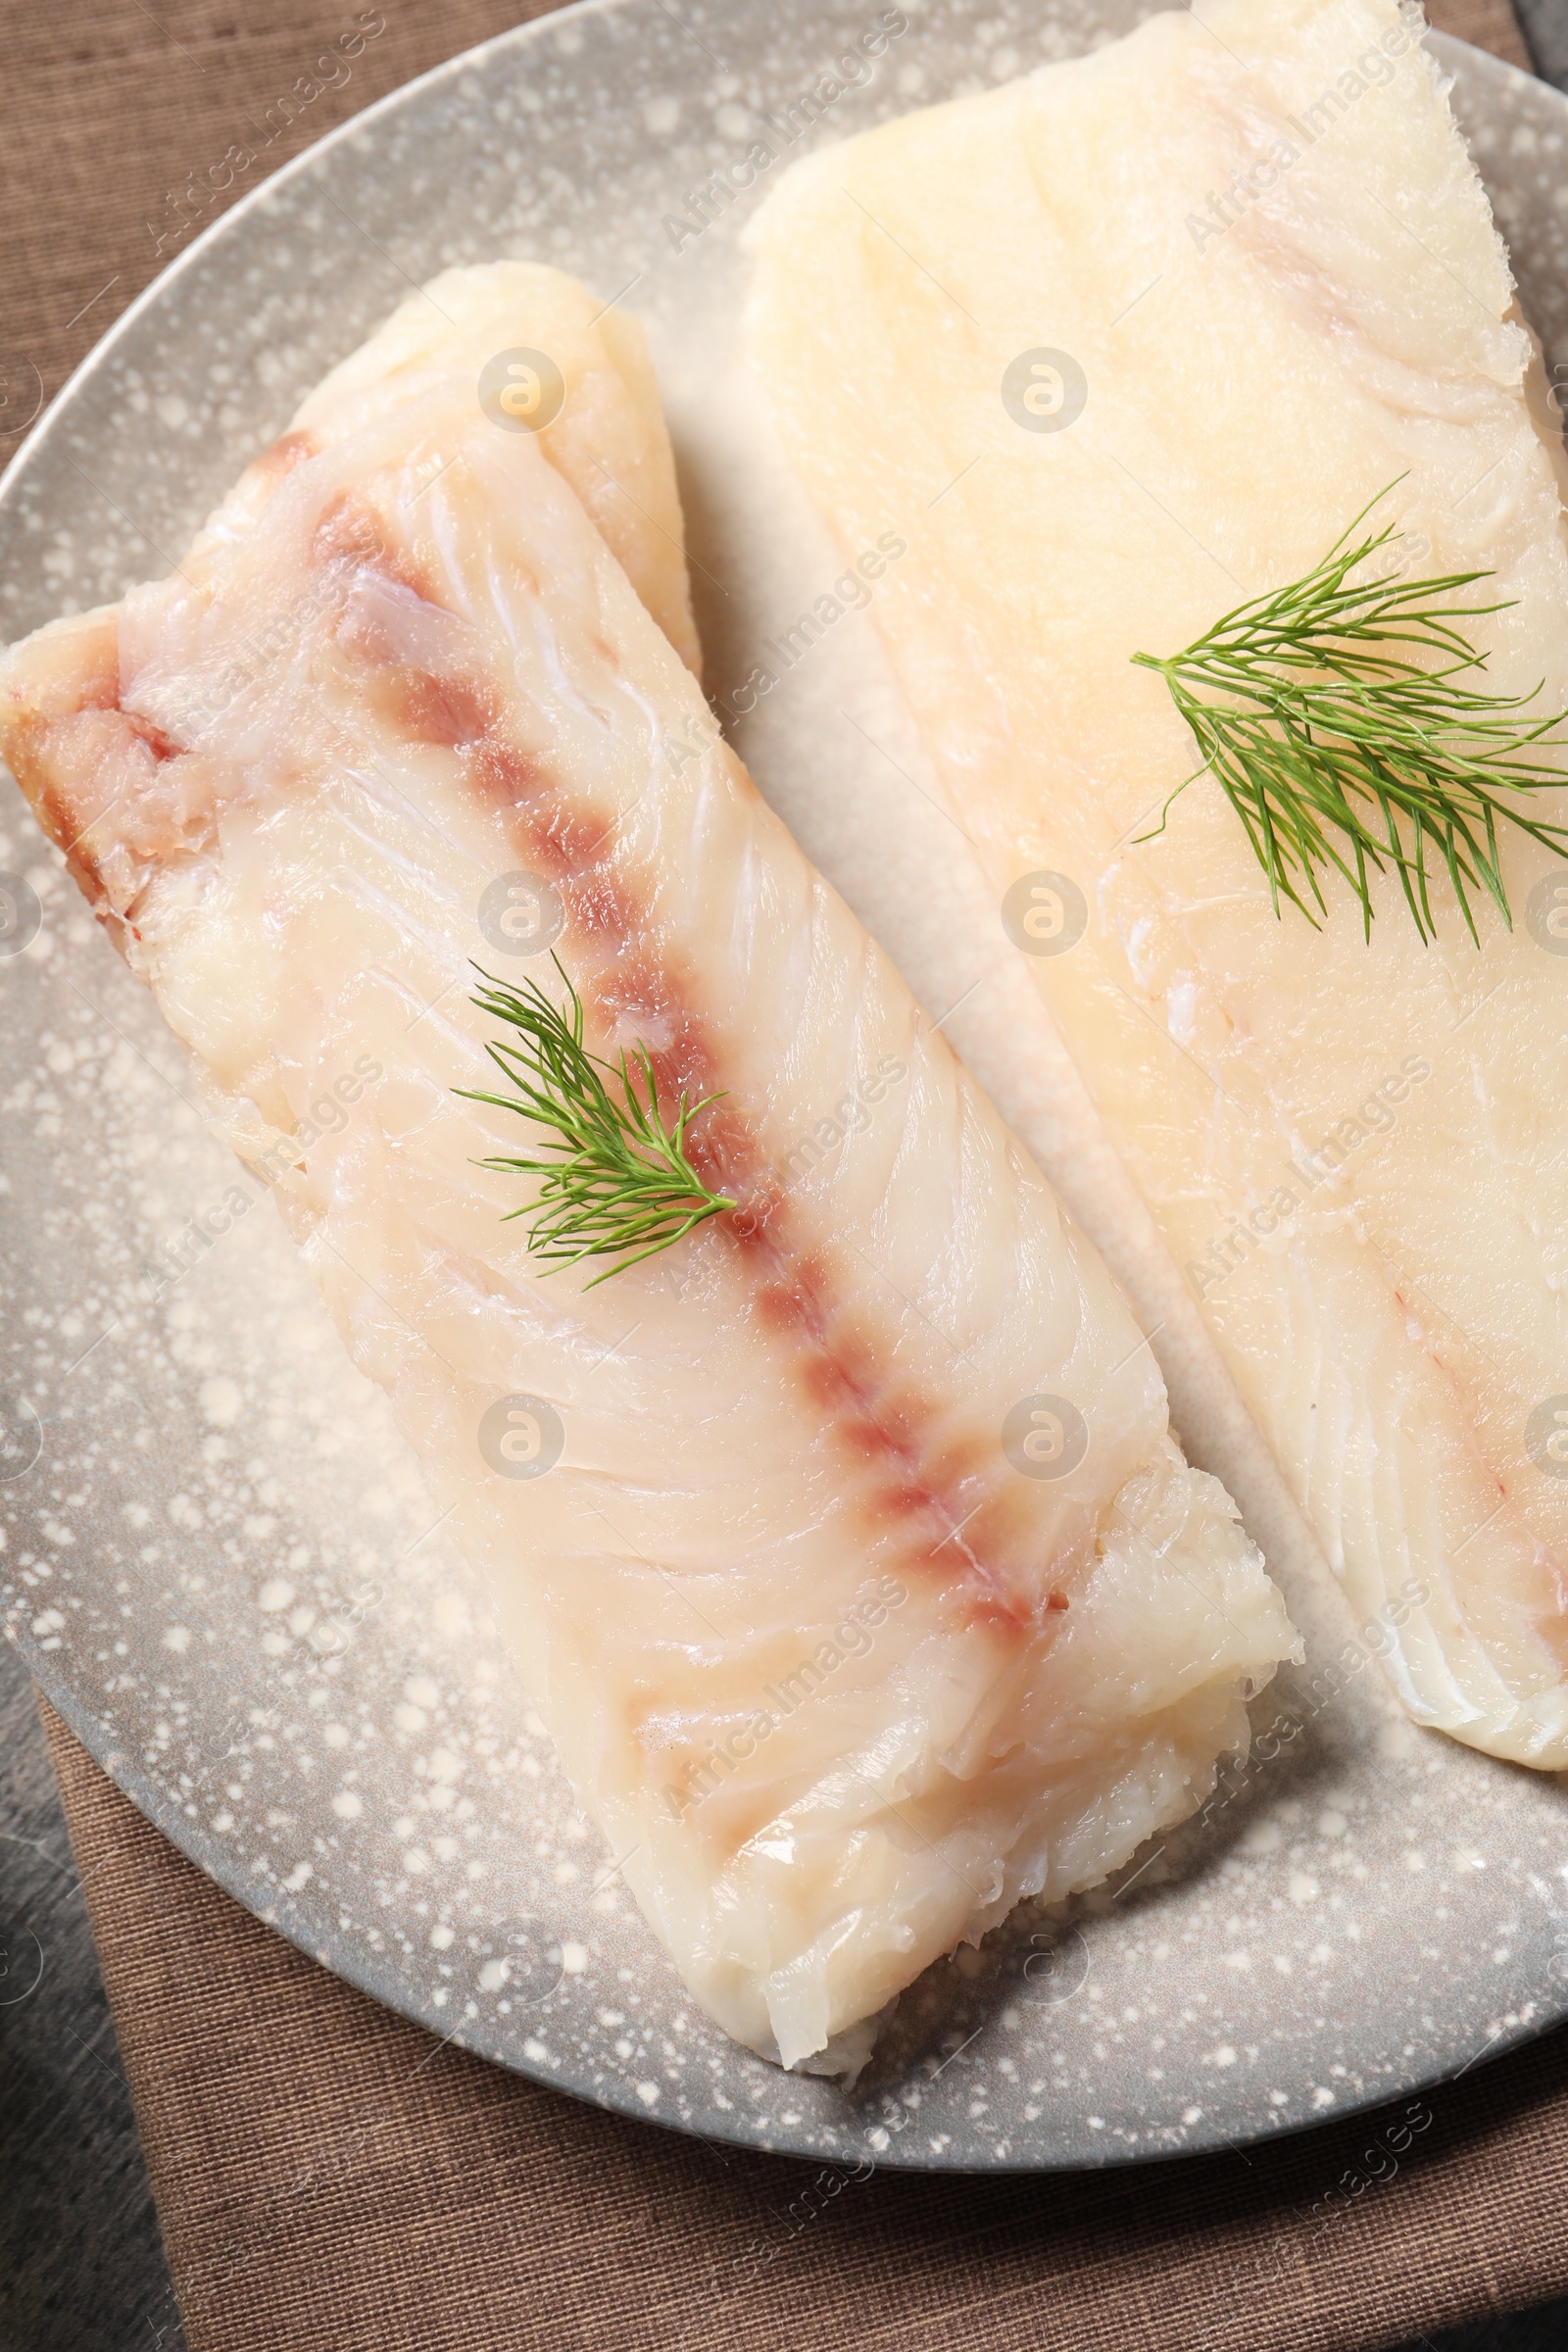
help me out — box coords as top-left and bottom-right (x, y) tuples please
(27, 1621), (1557, 2178)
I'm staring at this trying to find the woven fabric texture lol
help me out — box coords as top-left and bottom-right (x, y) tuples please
(40, 1694), (1568, 2352)
(0, 0), (1531, 429)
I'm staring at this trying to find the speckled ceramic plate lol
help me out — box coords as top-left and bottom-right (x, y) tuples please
(3, 0), (1567, 2177)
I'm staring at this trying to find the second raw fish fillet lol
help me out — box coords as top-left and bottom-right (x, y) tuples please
(746, 0), (1568, 1766)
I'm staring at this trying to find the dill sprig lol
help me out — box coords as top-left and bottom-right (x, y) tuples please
(458, 957), (733, 1287)
(1132, 485), (1568, 943)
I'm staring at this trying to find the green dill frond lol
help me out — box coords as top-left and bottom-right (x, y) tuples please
(458, 957), (733, 1287)
(1132, 482), (1568, 944)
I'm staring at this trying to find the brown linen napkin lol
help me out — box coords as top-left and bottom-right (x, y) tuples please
(1430, 0), (1534, 64)
(39, 1695), (1568, 2351)
(0, 0), (1533, 423)
(18, 0), (1555, 2347)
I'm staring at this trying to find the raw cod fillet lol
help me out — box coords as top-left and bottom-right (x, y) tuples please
(0, 262), (1295, 2069)
(745, 0), (1568, 1766)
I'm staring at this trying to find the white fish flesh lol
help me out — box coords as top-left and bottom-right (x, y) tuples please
(745, 0), (1568, 1764)
(0, 262), (1295, 2066)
